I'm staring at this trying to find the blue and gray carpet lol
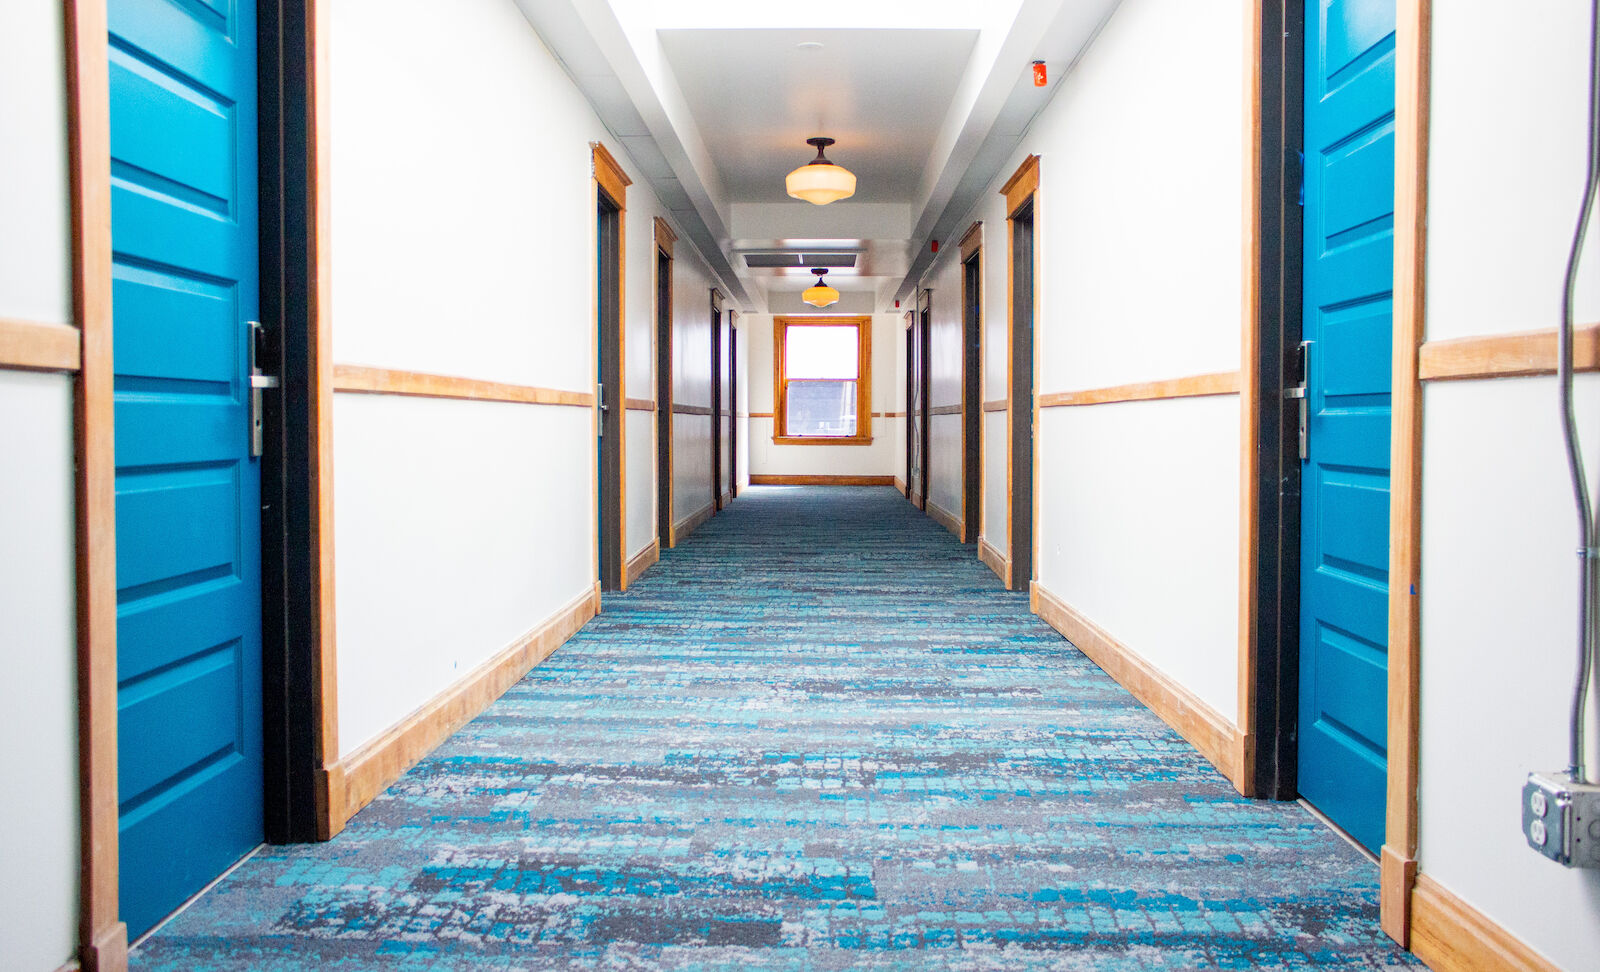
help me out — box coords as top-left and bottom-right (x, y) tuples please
(132, 486), (1419, 969)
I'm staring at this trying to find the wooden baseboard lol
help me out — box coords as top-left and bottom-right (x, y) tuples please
(626, 539), (660, 586)
(893, 476), (908, 496)
(719, 490), (732, 507)
(1410, 874), (1561, 972)
(1381, 844), (1417, 945)
(1032, 583), (1244, 789)
(748, 474), (896, 486)
(925, 499), (962, 539)
(327, 588), (596, 829)
(674, 501), (714, 544)
(978, 537), (1010, 587)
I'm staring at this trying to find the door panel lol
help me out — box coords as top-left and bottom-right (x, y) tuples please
(1298, 0), (1395, 855)
(110, 0), (263, 937)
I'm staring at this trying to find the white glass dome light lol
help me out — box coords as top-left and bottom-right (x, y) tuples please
(802, 268), (840, 308)
(786, 137), (856, 206)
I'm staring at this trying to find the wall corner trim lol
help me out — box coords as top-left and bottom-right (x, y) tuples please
(1409, 874), (1561, 972)
(1032, 584), (1245, 789)
(329, 588), (597, 828)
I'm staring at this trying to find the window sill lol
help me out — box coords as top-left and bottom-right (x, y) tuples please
(771, 435), (875, 447)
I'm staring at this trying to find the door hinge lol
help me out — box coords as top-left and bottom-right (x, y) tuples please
(597, 381), (606, 437)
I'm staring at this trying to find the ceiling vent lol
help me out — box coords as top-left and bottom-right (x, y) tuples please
(742, 252), (858, 269)
(743, 253), (801, 268)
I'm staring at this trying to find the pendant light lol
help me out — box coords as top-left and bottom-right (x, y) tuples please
(802, 268), (840, 308)
(786, 137), (856, 205)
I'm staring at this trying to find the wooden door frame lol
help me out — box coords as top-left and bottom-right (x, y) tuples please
(1240, 0), (1429, 947)
(1002, 155), (1039, 593)
(709, 288), (723, 511)
(654, 218), (676, 547)
(959, 223), (983, 544)
(592, 144), (629, 592)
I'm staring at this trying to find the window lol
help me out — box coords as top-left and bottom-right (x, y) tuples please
(773, 316), (872, 445)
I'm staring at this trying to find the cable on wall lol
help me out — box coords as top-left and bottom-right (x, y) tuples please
(1558, 0), (1600, 785)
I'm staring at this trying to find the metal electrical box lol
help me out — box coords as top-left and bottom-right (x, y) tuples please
(1523, 772), (1600, 868)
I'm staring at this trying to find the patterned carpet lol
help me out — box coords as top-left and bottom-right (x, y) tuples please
(132, 486), (1419, 970)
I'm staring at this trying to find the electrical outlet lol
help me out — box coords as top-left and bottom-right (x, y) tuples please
(1523, 772), (1600, 868)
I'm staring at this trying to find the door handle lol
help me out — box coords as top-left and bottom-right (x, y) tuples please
(1284, 340), (1311, 461)
(248, 321), (276, 458)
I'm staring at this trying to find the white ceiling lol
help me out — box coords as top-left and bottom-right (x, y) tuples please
(657, 29), (981, 205)
(518, 0), (1122, 311)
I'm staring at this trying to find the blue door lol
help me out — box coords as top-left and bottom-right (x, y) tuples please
(110, 0), (263, 937)
(1298, 0), (1395, 855)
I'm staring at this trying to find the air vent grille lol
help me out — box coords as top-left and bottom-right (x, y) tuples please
(742, 252), (858, 269)
(743, 253), (801, 268)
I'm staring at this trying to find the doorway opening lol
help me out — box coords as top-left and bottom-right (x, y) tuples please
(596, 190), (624, 592)
(1007, 197), (1036, 591)
(655, 223), (675, 547)
(709, 290), (725, 511)
(1246, 2), (1397, 863)
(906, 303), (929, 509)
(960, 235), (982, 544)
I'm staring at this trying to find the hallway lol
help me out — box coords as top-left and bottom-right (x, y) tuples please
(131, 487), (1414, 970)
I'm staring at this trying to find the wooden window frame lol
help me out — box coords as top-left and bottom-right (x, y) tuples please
(772, 315), (873, 446)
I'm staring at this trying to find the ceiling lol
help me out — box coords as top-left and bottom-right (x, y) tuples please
(517, 0), (1123, 312)
(658, 29), (980, 205)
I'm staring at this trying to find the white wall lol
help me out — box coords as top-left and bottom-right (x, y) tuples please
(0, 2), (80, 967)
(1416, 3), (1600, 966)
(918, 0), (1246, 718)
(329, 0), (722, 752)
(745, 313), (905, 477)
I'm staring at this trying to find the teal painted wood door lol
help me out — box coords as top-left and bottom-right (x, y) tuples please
(1298, 0), (1396, 854)
(110, 0), (264, 937)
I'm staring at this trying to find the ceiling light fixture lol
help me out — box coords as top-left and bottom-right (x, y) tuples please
(786, 137), (856, 206)
(802, 268), (840, 308)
